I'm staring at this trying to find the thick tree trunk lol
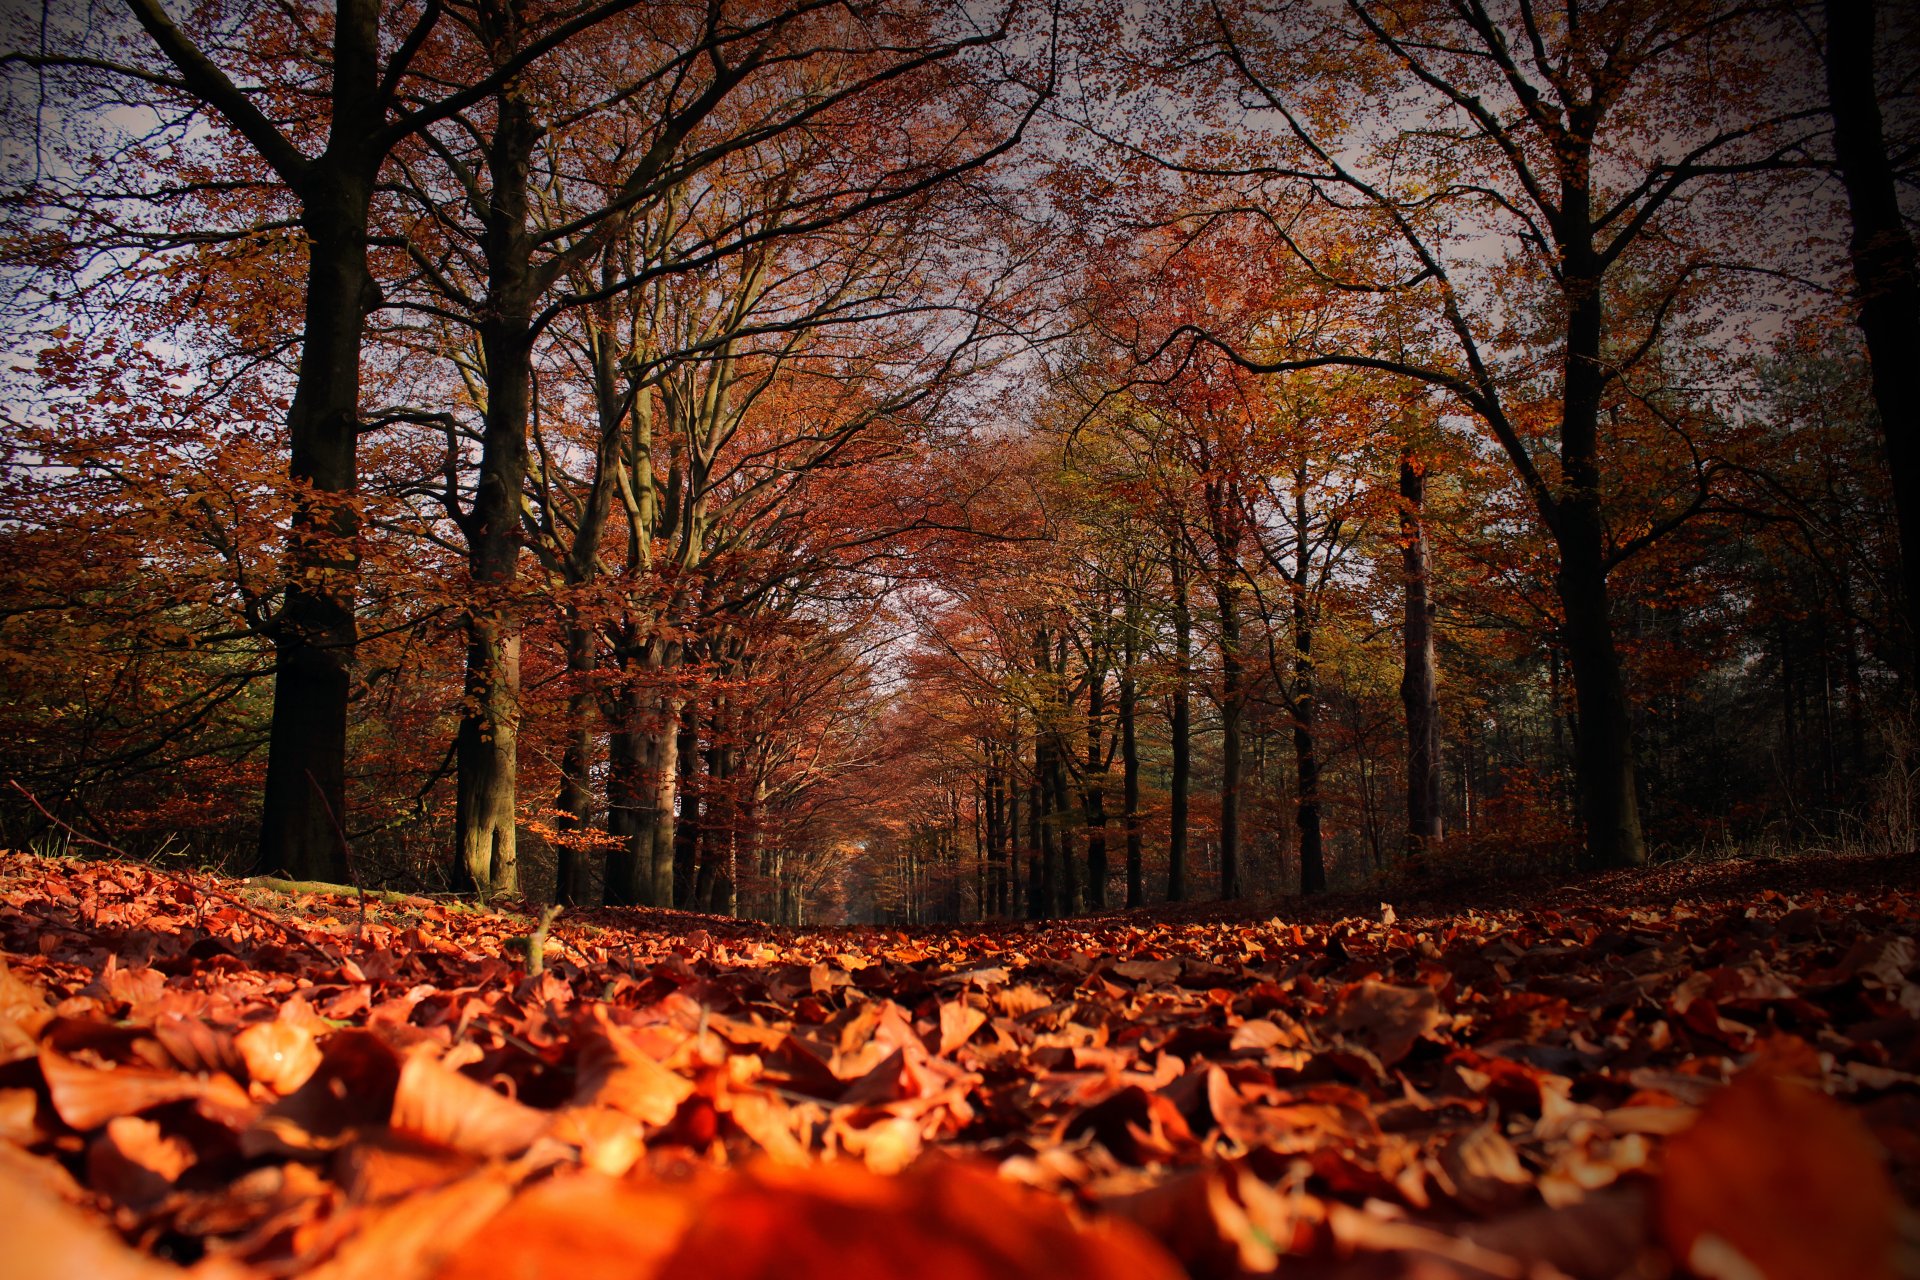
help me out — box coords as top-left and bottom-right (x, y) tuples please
(642, 704), (680, 906)
(602, 643), (681, 907)
(1557, 253), (1646, 868)
(454, 620), (521, 896)
(1168, 553), (1191, 901)
(1399, 453), (1444, 854)
(453, 87), (539, 898)
(1558, 511), (1645, 866)
(1827, 0), (1920, 659)
(257, 195), (373, 883)
(1216, 575), (1243, 899)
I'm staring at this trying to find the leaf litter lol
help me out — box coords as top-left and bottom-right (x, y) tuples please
(2, 849), (1916, 1278)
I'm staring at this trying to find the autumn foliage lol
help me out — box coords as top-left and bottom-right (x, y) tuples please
(4, 850), (1915, 1277)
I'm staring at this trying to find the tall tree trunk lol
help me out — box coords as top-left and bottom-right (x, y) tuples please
(1216, 575), (1243, 899)
(1120, 655), (1142, 908)
(1168, 552), (1191, 901)
(1035, 733), (1056, 918)
(604, 699), (642, 905)
(1006, 728), (1023, 916)
(1293, 596), (1325, 894)
(554, 621), (596, 905)
(256, 186), (374, 884)
(674, 698), (701, 907)
(1555, 211), (1646, 867)
(1292, 480), (1325, 894)
(1050, 747), (1078, 914)
(453, 85), (540, 898)
(176, 0), (387, 884)
(1827, 0), (1920, 660)
(1083, 670), (1108, 910)
(1026, 763), (1043, 921)
(1399, 452), (1444, 854)
(604, 642), (681, 906)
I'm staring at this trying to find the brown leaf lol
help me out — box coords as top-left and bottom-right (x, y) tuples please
(1657, 1070), (1899, 1280)
(3, 1147), (184, 1280)
(937, 1000), (988, 1055)
(572, 1010), (696, 1126)
(40, 1044), (248, 1130)
(238, 1015), (324, 1094)
(87, 1114), (195, 1208)
(1334, 980), (1444, 1067)
(391, 1050), (549, 1158)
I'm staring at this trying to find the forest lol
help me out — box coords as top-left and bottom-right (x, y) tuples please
(1, 0), (1917, 1277)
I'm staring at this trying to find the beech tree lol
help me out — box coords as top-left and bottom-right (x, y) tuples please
(1106, 0), (1823, 868)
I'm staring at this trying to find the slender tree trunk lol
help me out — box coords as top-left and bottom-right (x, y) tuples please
(1828, 0), (1920, 661)
(604, 693), (643, 906)
(257, 190), (374, 883)
(453, 86), (540, 898)
(1292, 479), (1325, 893)
(1555, 224), (1647, 867)
(1051, 747), (1078, 914)
(1399, 453), (1444, 854)
(1026, 764), (1043, 921)
(1035, 734), (1056, 919)
(554, 621), (596, 905)
(1006, 730), (1023, 916)
(1293, 601), (1325, 894)
(1168, 553), (1191, 901)
(674, 698), (701, 907)
(1083, 670), (1108, 910)
(1216, 575), (1243, 899)
(1120, 656), (1142, 908)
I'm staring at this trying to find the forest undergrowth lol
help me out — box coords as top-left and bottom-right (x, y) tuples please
(4, 849), (1917, 1279)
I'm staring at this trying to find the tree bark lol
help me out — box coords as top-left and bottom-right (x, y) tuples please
(554, 621), (596, 905)
(1558, 250), (1646, 868)
(1216, 574), (1243, 899)
(1168, 552), (1191, 901)
(674, 697), (702, 906)
(1083, 668), (1108, 910)
(1399, 452), (1444, 854)
(453, 84), (541, 899)
(1827, 0), (1920, 660)
(1292, 481), (1325, 894)
(1120, 653), (1142, 908)
(256, 180), (374, 884)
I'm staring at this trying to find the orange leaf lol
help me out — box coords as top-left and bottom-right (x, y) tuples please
(391, 1051), (549, 1158)
(1657, 1071), (1898, 1280)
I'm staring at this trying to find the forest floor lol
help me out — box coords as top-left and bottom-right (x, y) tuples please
(2, 848), (1916, 1280)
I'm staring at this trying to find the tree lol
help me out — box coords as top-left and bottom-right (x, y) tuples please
(1825, 0), (1920, 661)
(1114, 0), (1820, 867)
(3, 0), (651, 880)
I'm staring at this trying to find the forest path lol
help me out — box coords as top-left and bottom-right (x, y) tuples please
(3, 849), (1915, 1278)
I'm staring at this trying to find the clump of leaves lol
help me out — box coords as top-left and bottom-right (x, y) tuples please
(1, 850), (1913, 1278)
